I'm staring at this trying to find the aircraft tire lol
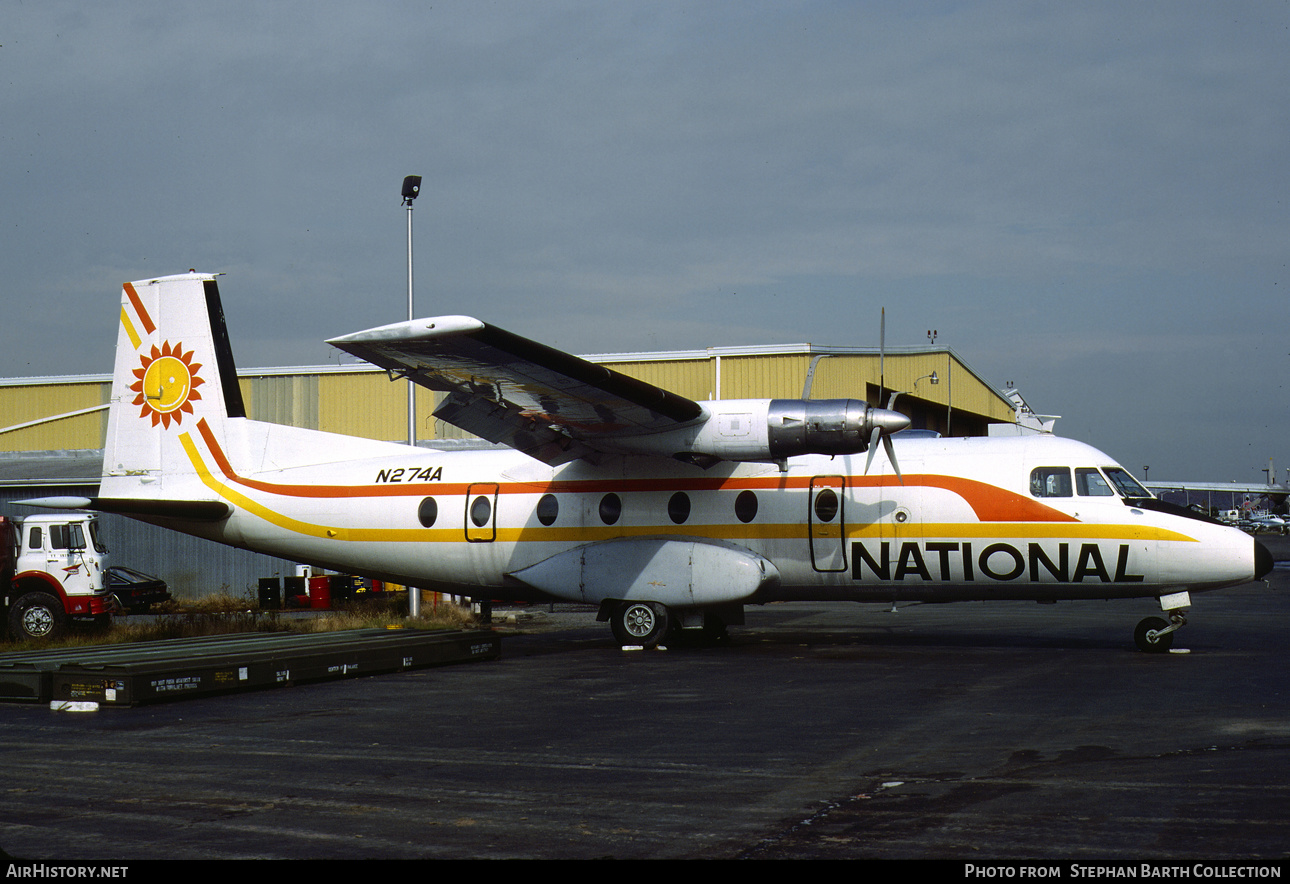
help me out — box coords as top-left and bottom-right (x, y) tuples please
(1134, 616), (1173, 654)
(9, 592), (66, 642)
(611, 601), (668, 648)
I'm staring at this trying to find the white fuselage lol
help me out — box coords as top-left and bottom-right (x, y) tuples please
(130, 415), (1257, 607)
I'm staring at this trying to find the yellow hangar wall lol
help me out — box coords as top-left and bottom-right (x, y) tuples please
(0, 380), (112, 452)
(0, 347), (1015, 453)
(589, 349), (1015, 438)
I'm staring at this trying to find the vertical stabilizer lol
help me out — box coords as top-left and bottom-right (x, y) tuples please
(101, 273), (244, 498)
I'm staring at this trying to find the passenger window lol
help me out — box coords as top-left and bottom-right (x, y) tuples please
(536, 494), (559, 526)
(28, 527), (42, 551)
(1029, 467), (1072, 498)
(814, 488), (840, 522)
(1075, 468), (1115, 496)
(734, 490), (758, 524)
(667, 492), (691, 525)
(418, 497), (438, 527)
(470, 495), (492, 528)
(599, 493), (621, 526)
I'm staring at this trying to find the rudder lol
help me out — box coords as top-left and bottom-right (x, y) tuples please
(102, 272), (244, 494)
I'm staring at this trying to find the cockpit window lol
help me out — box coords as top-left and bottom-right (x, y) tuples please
(1029, 467), (1072, 498)
(1075, 468), (1115, 497)
(1103, 467), (1151, 498)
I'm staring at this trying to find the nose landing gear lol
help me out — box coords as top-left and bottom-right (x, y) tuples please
(1135, 591), (1190, 653)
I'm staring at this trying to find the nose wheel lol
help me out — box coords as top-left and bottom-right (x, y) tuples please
(1134, 611), (1185, 654)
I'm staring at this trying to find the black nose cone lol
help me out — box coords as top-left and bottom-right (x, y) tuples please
(1255, 539), (1274, 580)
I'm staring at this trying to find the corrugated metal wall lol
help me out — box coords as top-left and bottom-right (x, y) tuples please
(0, 379), (111, 452)
(2, 349), (1016, 450)
(597, 358), (719, 402)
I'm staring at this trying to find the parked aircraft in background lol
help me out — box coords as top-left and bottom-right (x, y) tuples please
(24, 273), (1274, 652)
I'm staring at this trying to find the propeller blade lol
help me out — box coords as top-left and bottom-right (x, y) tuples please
(864, 426), (881, 475)
(883, 432), (903, 484)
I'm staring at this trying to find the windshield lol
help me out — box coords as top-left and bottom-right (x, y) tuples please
(1103, 467), (1152, 498)
(88, 520), (109, 554)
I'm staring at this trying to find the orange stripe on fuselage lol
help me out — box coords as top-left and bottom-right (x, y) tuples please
(123, 282), (156, 335)
(193, 418), (1077, 523)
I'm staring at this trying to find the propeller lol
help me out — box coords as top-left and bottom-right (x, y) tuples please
(863, 393), (909, 483)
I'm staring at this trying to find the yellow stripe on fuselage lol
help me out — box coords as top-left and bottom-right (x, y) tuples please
(181, 432), (445, 542)
(179, 432), (1198, 547)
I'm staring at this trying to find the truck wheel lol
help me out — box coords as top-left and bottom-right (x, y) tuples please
(9, 592), (66, 641)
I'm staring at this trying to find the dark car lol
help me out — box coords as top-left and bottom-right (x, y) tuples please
(106, 566), (171, 614)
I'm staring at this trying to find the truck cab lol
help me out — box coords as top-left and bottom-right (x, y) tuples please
(16, 514), (108, 609)
(2, 513), (167, 641)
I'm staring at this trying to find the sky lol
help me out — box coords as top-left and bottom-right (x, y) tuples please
(2, 1), (1287, 484)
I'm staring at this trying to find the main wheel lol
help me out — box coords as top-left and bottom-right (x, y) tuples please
(610, 601), (668, 648)
(1134, 616), (1173, 654)
(9, 592), (66, 642)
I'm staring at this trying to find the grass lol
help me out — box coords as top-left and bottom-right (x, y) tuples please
(2, 592), (480, 653)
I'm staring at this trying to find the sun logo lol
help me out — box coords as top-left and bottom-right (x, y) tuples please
(129, 341), (204, 428)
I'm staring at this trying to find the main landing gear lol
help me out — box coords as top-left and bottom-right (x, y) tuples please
(1134, 591), (1190, 654)
(606, 596), (665, 645)
(609, 601), (669, 648)
(603, 601), (734, 649)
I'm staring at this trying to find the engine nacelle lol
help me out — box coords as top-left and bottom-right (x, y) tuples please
(767, 398), (881, 458)
(596, 398), (910, 465)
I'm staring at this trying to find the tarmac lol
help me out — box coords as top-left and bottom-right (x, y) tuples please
(1, 536), (1288, 861)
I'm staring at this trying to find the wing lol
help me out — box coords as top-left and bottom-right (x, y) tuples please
(328, 316), (703, 465)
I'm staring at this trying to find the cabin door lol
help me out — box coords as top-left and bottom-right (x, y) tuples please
(808, 475), (847, 572)
(465, 483), (499, 542)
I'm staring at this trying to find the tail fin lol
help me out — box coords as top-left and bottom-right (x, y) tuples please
(101, 272), (245, 500)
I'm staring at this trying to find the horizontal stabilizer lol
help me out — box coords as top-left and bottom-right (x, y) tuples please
(18, 496), (230, 522)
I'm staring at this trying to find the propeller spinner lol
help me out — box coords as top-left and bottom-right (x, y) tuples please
(863, 405), (910, 482)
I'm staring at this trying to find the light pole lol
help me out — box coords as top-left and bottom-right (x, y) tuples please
(402, 176), (421, 618)
(402, 176), (421, 448)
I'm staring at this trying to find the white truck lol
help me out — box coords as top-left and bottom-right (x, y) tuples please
(1, 512), (169, 641)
